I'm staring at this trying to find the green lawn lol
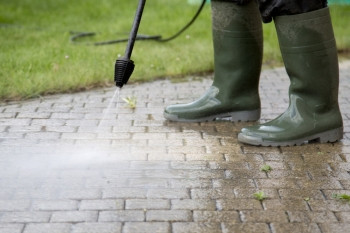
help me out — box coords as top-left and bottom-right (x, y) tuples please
(0, 0), (349, 101)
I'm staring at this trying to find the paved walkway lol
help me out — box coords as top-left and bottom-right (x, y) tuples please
(0, 61), (350, 233)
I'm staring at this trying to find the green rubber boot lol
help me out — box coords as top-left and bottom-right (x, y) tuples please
(164, 0), (263, 122)
(238, 7), (343, 146)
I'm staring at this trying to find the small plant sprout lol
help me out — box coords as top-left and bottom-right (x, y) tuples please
(260, 164), (272, 173)
(122, 96), (137, 109)
(253, 191), (267, 201)
(332, 193), (350, 204)
(304, 197), (310, 202)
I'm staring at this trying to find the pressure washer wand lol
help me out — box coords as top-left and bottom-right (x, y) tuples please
(114, 0), (146, 88)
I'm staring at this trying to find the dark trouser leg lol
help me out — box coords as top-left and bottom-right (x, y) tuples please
(258, 0), (328, 23)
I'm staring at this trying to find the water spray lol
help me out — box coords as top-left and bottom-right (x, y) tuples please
(114, 0), (146, 88)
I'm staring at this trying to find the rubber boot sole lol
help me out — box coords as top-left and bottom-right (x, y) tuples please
(238, 127), (343, 147)
(164, 109), (260, 123)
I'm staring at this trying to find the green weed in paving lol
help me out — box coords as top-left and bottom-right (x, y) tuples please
(253, 191), (267, 201)
(332, 193), (350, 204)
(1, 0), (349, 101)
(260, 164), (272, 173)
(122, 96), (137, 109)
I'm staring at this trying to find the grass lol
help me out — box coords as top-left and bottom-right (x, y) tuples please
(1, 0), (349, 101)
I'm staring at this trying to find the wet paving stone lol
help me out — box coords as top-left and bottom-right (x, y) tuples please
(0, 61), (350, 232)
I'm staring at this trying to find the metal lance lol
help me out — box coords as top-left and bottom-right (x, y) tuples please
(114, 0), (146, 88)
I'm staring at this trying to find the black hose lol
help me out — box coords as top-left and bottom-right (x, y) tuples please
(157, 0), (206, 42)
(70, 0), (207, 45)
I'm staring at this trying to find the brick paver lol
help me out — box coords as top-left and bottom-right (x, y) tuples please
(0, 61), (350, 233)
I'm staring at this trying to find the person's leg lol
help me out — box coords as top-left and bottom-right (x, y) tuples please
(238, 2), (343, 146)
(164, 0), (263, 122)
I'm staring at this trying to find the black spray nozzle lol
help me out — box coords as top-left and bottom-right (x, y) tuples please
(114, 0), (146, 88)
(114, 57), (135, 88)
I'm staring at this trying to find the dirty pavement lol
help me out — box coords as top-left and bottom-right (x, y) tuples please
(0, 61), (350, 233)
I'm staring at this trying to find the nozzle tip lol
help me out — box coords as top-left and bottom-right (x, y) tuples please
(114, 57), (135, 88)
